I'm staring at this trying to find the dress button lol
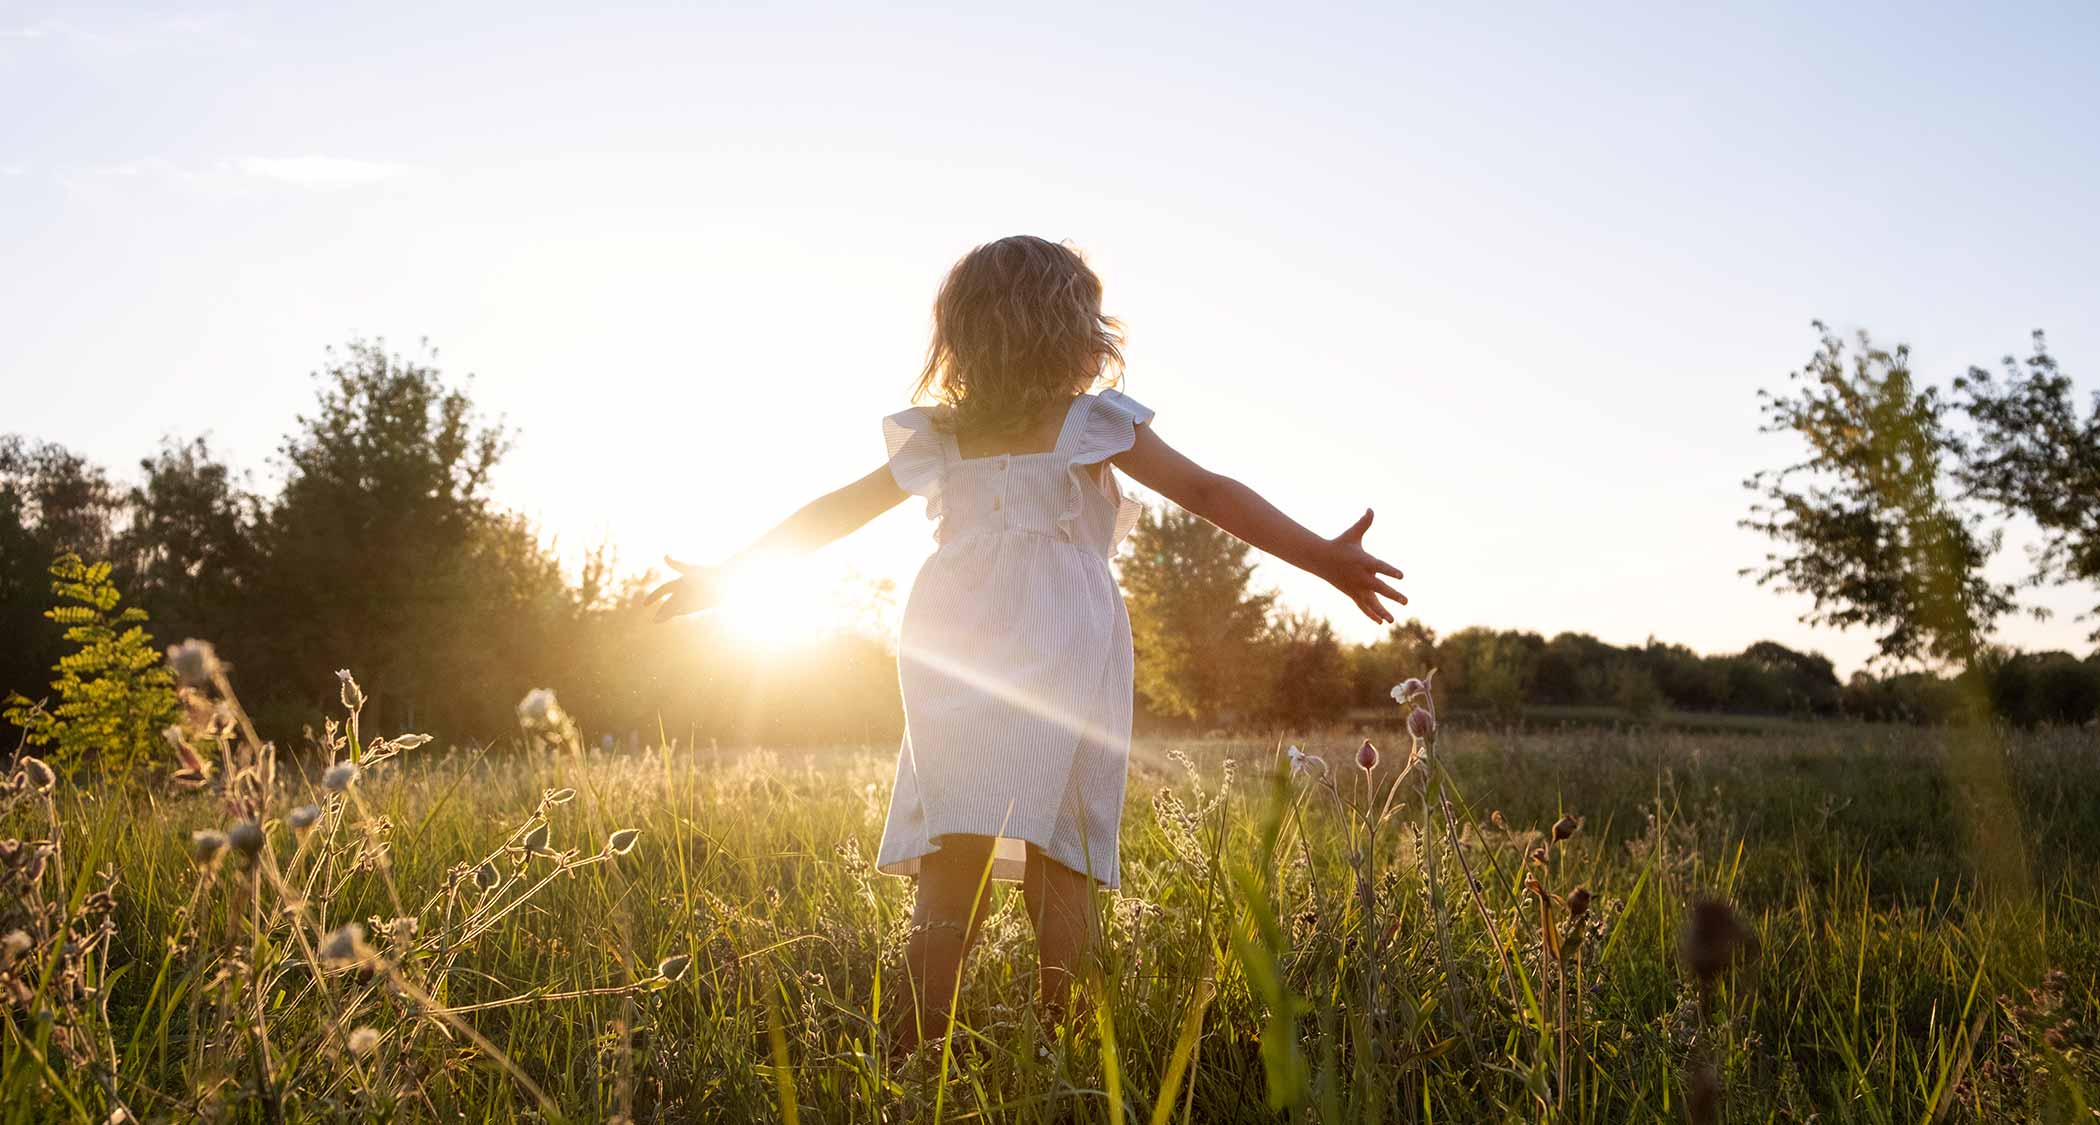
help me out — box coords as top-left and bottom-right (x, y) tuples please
(992, 498), (1002, 511)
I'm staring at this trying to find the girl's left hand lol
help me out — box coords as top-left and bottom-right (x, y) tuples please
(1320, 509), (1407, 624)
(644, 556), (727, 622)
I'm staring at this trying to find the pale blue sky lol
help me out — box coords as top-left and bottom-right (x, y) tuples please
(4, 1), (2096, 672)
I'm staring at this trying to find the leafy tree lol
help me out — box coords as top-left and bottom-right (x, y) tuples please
(1259, 609), (1348, 730)
(254, 339), (562, 734)
(1954, 333), (2100, 640)
(1743, 323), (2015, 668)
(1, 438), (124, 705)
(1122, 503), (1274, 725)
(114, 437), (263, 647)
(3, 553), (178, 780)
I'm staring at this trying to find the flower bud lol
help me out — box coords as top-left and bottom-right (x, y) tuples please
(1390, 678), (1427, 704)
(335, 669), (364, 710)
(1566, 885), (1593, 919)
(521, 822), (552, 855)
(473, 861), (501, 893)
(1551, 815), (1579, 842)
(19, 756), (55, 792)
(607, 828), (641, 856)
(228, 821), (264, 860)
(1356, 739), (1379, 771)
(189, 829), (228, 865)
(1406, 707), (1437, 741)
(166, 639), (222, 689)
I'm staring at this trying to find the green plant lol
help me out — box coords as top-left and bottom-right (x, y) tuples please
(3, 553), (177, 781)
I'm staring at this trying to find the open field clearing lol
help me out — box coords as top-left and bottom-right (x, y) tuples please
(5, 720), (2097, 1123)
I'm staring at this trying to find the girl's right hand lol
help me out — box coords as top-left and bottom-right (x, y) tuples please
(644, 556), (728, 622)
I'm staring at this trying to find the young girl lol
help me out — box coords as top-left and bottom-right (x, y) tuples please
(647, 235), (1405, 1052)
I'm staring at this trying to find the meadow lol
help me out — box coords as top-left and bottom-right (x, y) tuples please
(4, 689), (2097, 1123)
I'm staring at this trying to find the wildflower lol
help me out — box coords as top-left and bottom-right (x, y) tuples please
(336, 669), (364, 710)
(189, 829), (228, 865)
(318, 923), (371, 967)
(288, 804), (322, 831)
(228, 821), (265, 861)
(322, 761), (359, 792)
(1285, 745), (1326, 779)
(347, 1026), (381, 1055)
(517, 688), (562, 726)
(607, 828), (641, 856)
(656, 953), (691, 981)
(1551, 815), (1580, 842)
(19, 756), (54, 792)
(1406, 707), (1437, 741)
(166, 639), (221, 688)
(1529, 847), (1549, 867)
(1356, 739), (1379, 771)
(1391, 678), (1426, 704)
(1680, 899), (1758, 984)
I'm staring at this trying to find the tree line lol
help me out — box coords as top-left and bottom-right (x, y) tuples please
(5, 330), (2097, 775)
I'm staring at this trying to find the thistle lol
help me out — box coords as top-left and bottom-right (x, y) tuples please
(166, 638), (222, 689)
(322, 761), (360, 792)
(189, 829), (228, 866)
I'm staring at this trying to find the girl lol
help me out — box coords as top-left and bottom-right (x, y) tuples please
(647, 235), (1405, 1053)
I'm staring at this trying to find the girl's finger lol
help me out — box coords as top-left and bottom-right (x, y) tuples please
(1372, 557), (1404, 580)
(1340, 509), (1374, 544)
(1372, 578), (1407, 605)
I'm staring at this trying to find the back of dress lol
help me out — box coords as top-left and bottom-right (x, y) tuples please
(873, 389), (1154, 887)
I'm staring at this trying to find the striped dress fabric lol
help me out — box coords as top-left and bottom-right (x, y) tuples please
(874, 389), (1153, 888)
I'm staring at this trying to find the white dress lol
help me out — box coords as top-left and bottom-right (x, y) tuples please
(874, 389), (1153, 888)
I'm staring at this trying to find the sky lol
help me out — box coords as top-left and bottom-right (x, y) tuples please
(3, 1), (2097, 674)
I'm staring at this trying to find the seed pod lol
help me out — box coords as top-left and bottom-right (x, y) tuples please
(1529, 847), (1548, 867)
(521, 822), (552, 855)
(1551, 815), (1579, 842)
(335, 669), (364, 710)
(189, 830), (228, 865)
(1566, 885), (1593, 919)
(656, 953), (692, 981)
(473, 862), (501, 893)
(228, 821), (265, 860)
(19, 757), (55, 792)
(607, 828), (641, 856)
(1680, 899), (1757, 983)
(545, 787), (577, 805)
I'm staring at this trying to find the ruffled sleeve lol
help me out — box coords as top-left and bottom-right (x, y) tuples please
(882, 407), (946, 519)
(1062, 389), (1154, 545)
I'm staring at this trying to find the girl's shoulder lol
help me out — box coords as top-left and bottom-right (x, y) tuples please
(1069, 387), (1155, 467)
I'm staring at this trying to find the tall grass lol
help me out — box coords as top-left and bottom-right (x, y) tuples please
(3, 708), (2096, 1121)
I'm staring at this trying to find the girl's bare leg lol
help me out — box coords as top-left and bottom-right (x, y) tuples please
(892, 834), (996, 1057)
(1022, 844), (1098, 1025)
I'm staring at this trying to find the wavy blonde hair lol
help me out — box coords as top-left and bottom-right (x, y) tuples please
(913, 236), (1125, 435)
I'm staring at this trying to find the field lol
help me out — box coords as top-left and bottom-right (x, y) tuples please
(4, 709), (2098, 1123)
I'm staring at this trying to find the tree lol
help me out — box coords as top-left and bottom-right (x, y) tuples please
(3, 553), (178, 780)
(1121, 503), (1274, 725)
(1259, 609), (1348, 729)
(114, 437), (263, 648)
(1, 438), (124, 705)
(1954, 333), (2100, 640)
(1743, 323), (2015, 668)
(255, 340), (563, 735)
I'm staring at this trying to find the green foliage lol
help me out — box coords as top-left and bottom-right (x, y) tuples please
(1121, 504), (1274, 724)
(3, 552), (177, 780)
(1744, 323), (2016, 668)
(1955, 333), (2100, 640)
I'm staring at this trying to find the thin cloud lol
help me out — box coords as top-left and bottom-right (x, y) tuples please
(2, 11), (251, 53)
(232, 156), (417, 188)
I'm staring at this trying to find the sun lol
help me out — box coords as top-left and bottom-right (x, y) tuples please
(707, 560), (854, 653)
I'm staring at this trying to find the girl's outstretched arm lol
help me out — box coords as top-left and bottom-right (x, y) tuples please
(646, 464), (907, 621)
(1112, 425), (1408, 623)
